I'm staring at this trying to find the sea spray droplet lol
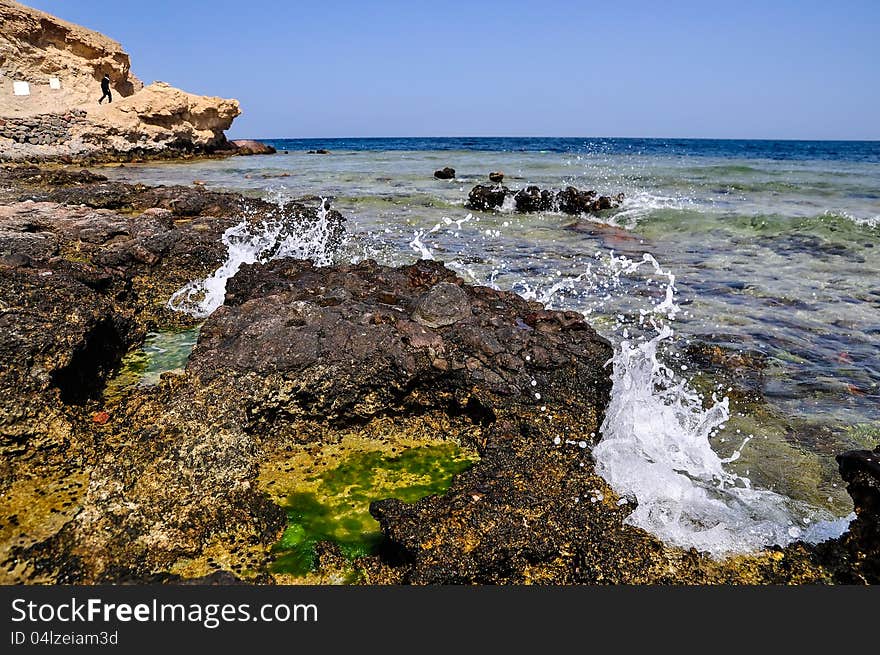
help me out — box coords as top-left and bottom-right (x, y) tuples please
(169, 198), (341, 318)
(592, 323), (849, 557)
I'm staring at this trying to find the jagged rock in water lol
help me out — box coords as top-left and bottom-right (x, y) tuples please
(514, 185), (555, 213)
(467, 184), (509, 210)
(556, 185), (598, 214)
(467, 183), (624, 215)
(434, 167), (456, 180)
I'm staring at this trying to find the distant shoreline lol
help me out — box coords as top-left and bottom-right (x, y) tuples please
(229, 136), (880, 164)
(241, 136), (880, 144)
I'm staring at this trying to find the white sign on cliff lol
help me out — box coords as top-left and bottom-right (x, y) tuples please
(13, 81), (30, 96)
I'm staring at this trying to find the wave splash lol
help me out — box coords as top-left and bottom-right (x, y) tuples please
(394, 215), (857, 557)
(589, 255), (852, 557)
(169, 196), (341, 318)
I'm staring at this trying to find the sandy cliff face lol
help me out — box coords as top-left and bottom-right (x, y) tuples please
(84, 82), (241, 153)
(0, 0), (241, 161)
(0, 0), (142, 112)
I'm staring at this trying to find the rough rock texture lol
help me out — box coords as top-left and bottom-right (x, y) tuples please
(467, 184), (509, 211)
(0, 1), (241, 162)
(0, 169), (878, 586)
(833, 446), (880, 583)
(0, 167), (346, 584)
(231, 139), (276, 156)
(198, 258), (612, 431)
(468, 184), (625, 215)
(434, 167), (455, 180)
(0, 0), (142, 110)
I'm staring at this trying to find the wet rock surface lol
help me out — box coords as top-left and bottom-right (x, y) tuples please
(467, 184), (625, 215)
(0, 167), (877, 585)
(0, 168), (343, 583)
(832, 446), (880, 582)
(195, 258), (612, 428)
(434, 167), (456, 180)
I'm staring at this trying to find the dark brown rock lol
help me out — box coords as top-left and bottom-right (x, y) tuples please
(434, 167), (456, 180)
(556, 186), (598, 214)
(514, 185), (555, 213)
(833, 446), (880, 582)
(412, 282), (470, 328)
(466, 184), (509, 211)
(231, 140), (277, 155)
(467, 183), (623, 215)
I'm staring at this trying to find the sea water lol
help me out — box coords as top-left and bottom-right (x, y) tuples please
(103, 137), (880, 556)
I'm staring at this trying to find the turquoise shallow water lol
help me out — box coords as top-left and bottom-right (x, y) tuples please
(101, 138), (880, 518)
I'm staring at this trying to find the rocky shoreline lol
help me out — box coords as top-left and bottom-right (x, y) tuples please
(0, 165), (877, 585)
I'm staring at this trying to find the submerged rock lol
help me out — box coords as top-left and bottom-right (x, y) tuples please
(434, 167), (456, 180)
(467, 183), (624, 215)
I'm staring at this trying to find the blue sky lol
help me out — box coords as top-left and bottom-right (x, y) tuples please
(24, 0), (880, 140)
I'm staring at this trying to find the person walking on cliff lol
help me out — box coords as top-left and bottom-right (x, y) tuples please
(98, 74), (112, 104)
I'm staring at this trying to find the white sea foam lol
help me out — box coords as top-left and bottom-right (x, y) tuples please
(168, 197), (339, 318)
(593, 324), (852, 557)
(419, 226), (855, 557)
(586, 254), (852, 557)
(821, 209), (880, 228)
(408, 229), (435, 260)
(609, 191), (700, 228)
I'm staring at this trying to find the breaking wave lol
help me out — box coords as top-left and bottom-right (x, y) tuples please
(594, 323), (852, 557)
(168, 197), (340, 318)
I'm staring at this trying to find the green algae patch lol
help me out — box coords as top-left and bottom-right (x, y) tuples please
(266, 440), (478, 578)
(104, 327), (200, 397)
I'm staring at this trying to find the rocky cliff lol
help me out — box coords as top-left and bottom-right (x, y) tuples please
(0, 0), (241, 161)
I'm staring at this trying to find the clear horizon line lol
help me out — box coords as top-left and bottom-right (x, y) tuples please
(237, 135), (880, 144)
